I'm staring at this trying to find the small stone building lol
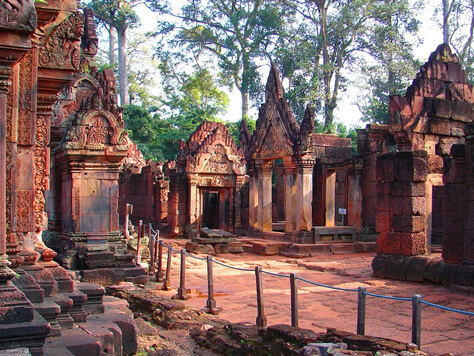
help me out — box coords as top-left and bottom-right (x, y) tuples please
(168, 121), (248, 236)
(368, 44), (474, 285)
(239, 64), (354, 239)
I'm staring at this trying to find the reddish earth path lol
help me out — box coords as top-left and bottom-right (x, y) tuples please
(146, 244), (473, 356)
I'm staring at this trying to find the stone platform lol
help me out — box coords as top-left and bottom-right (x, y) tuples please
(185, 228), (244, 254)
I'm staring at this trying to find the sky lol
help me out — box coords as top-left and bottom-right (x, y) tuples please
(134, 0), (444, 128)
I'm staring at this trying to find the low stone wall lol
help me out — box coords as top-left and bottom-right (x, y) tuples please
(372, 254), (474, 287)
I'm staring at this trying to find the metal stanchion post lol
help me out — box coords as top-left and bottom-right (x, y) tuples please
(290, 273), (298, 328)
(172, 249), (190, 300)
(357, 286), (366, 335)
(162, 247), (172, 290)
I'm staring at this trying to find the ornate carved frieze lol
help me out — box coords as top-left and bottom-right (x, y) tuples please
(0, 0), (37, 32)
(34, 114), (49, 233)
(38, 10), (84, 70)
(18, 50), (34, 145)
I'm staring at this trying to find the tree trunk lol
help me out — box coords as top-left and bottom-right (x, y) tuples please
(241, 90), (249, 118)
(109, 25), (115, 67)
(240, 52), (250, 118)
(117, 27), (129, 106)
(443, 0), (451, 44)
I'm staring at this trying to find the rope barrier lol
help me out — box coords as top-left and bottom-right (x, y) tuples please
(212, 259), (254, 272)
(183, 250), (208, 261)
(261, 270), (291, 278)
(145, 228), (474, 318)
(296, 276), (358, 292)
(364, 291), (412, 302)
(420, 300), (474, 316)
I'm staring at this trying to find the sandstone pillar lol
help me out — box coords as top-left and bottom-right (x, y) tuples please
(284, 160), (297, 232)
(188, 174), (198, 234)
(325, 170), (336, 227)
(375, 151), (429, 256)
(296, 159), (314, 231)
(248, 162), (259, 229)
(257, 161), (273, 231)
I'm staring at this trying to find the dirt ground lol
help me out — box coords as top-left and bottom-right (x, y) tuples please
(141, 243), (473, 356)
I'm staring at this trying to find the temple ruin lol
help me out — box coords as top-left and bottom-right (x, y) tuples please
(0, 0), (473, 353)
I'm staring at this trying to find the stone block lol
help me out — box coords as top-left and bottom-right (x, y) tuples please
(376, 232), (401, 254)
(393, 155), (429, 182)
(392, 216), (424, 233)
(214, 244), (229, 254)
(423, 257), (444, 284)
(450, 120), (466, 137)
(425, 98), (452, 119)
(464, 83), (474, 103)
(375, 212), (390, 233)
(399, 232), (426, 256)
(393, 196), (425, 216)
(376, 193), (389, 212)
(428, 154), (444, 173)
(437, 137), (461, 156)
(452, 101), (473, 122)
(376, 156), (393, 183)
(385, 255), (408, 281)
(410, 95), (425, 118)
(389, 182), (425, 197)
(448, 61), (467, 83)
(376, 182), (390, 195)
(406, 256), (431, 282)
(227, 242), (244, 253)
(456, 265), (474, 286)
(442, 233), (465, 263)
(90, 312), (138, 355)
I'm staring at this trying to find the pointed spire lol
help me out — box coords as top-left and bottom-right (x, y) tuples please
(265, 62), (284, 102)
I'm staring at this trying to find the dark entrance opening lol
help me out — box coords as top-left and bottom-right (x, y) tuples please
(202, 190), (219, 229)
(432, 185), (444, 247)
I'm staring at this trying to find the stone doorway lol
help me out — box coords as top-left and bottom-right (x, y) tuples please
(202, 190), (220, 229)
(425, 174), (444, 253)
(200, 189), (230, 231)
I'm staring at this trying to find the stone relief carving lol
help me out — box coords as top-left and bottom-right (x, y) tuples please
(39, 11), (84, 70)
(18, 51), (33, 145)
(0, 0), (37, 31)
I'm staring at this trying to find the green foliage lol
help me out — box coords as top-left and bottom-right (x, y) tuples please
(279, 0), (419, 131)
(155, 0), (291, 118)
(225, 116), (256, 145)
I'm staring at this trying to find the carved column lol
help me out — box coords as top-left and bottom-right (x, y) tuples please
(257, 160), (273, 231)
(248, 161), (259, 229)
(234, 176), (245, 229)
(0, 65), (12, 271)
(188, 174), (199, 235)
(283, 159), (297, 232)
(296, 159), (314, 231)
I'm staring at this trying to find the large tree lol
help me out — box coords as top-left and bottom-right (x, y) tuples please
(282, 0), (418, 132)
(85, 0), (166, 105)
(357, 0), (420, 123)
(437, 0), (474, 80)
(155, 0), (290, 119)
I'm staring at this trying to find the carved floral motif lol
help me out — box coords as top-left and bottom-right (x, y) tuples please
(18, 51), (33, 145)
(34, 114), (48, 233)
(39, 11), (84, 70)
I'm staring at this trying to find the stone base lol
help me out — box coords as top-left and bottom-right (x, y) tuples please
(372, 253), (474, 286)
(0, 311), (50, 356)
(80, 267), (147, 286)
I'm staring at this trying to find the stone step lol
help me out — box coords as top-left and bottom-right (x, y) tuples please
(44, 328), (101, 356)
(250, 241), (291, 256)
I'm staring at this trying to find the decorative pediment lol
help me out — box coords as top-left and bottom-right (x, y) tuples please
(63, 108), (128, 149)
(247, 63), (311, 160)
(180, 121), (246, 176)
